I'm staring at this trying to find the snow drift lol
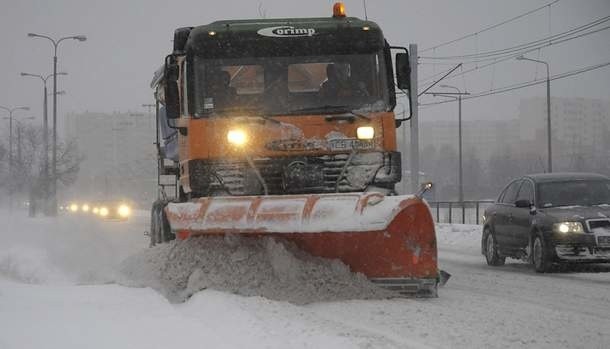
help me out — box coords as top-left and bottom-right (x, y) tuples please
(119, 235), (393, 304)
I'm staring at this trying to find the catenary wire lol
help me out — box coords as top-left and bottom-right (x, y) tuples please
(421, 0), (561, 53)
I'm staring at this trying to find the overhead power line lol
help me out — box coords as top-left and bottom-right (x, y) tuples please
(421, 16), (610, 61)
(418, 24), (610, 85)
(421, 0), (560, 53)
(419, 61), (610, 107)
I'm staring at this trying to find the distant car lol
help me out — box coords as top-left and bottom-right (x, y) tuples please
(90, 200), (133, 221)
(482, 173), (610, 272)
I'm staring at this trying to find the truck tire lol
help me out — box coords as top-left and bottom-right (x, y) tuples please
(159, 204), (174, 243)
(151, 200), (174, 245)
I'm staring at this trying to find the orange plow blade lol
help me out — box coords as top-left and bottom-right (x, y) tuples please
(165, 192), (438, 297)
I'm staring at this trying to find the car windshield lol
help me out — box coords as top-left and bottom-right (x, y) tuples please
(537, 180), (610, 208)
(192, 53), (390, 116)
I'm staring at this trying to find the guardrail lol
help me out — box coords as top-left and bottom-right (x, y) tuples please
(427, 200), (495, 225)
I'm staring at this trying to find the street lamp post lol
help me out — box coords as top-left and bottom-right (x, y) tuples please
(0, 106), (30, 210)
(15, 117), (36, 169)
(427, 86), (469, 222)
(28, 32), (86, 215)
(440, 85), (465, 206)
(517, 55), (552, 173)
(21, 72), (68, 213)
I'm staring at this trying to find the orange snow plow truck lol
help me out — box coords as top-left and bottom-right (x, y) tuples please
(150, 3), (439, 296)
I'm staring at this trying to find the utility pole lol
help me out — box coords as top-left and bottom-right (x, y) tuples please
(409, 44), (420, 195)
(0, 106), (29, 211)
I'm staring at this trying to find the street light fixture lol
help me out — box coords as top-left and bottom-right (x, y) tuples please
(0, 106), (30, 210)
(21, 71), (68, 213)
(516, 55), (552, 173)
(439, 85), (470, 217)
(28, 32), (86, 215)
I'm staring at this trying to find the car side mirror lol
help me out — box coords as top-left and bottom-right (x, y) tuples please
(514, 199), (532, 208)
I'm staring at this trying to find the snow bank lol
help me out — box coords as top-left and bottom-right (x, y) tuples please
(119, 235), (393, 304)
(0, 245), (70, 284)
(0, 210), (148, 285)
(436, 223), (482, 249)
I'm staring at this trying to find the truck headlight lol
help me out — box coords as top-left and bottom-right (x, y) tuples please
(227, 129), (248, 146)
(356, 126), (374, 140)
(118, 204), (131, 218)
(553, 222), (584, 234)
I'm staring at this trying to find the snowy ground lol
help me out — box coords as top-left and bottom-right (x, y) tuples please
(1, 210), (609, 348)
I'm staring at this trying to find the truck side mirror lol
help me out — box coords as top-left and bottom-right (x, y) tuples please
(164, 55), (181, 120)
(395, 52), (411, 90)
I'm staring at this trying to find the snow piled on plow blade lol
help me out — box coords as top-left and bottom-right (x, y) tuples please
(163, 193), (439, 296)
(119, 235), (394, 304)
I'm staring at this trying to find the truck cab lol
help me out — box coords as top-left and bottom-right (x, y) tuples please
(153, 6), (411, 199)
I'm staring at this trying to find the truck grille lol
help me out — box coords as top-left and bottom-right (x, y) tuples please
(202, 152), (392, 196)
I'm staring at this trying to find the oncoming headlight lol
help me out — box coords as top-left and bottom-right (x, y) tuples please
(69, 204), (79, 212)
(82, 204), (90, 212)
(227, 129), (248, 146)
(118, 204), (131, 218)
(99, 207), (109, 217)
(553, 222), (584, 234)
(356, 126), (374, 140)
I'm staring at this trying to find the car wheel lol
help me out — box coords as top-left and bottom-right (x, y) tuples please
(532, 234), (552, 273)
(485, 228), (506, 266)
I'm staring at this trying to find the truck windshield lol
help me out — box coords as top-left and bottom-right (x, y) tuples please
(192, 53), (390, 117)
(537, 180), (610, 208)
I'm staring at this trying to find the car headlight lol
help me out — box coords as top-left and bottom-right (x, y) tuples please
(118, 204), (131, 218)
(82, 204), (90, 212)
(553, 222), (584, 234)
(99, 207), (109, 217)
(69, 203), (79, 212)
(227, 129), (248, 146)
(356, 126), (374, 140)
(92, 207), (99, 215)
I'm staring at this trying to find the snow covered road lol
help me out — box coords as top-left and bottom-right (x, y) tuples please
(1, 211), (609, 348)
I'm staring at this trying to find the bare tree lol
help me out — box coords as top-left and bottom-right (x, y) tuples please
(0, 123), (82, 215)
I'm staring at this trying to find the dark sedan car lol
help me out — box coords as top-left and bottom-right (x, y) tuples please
(482, 173), (610, 272)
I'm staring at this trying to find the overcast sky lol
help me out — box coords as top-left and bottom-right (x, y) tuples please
(1, 0), (609, 125)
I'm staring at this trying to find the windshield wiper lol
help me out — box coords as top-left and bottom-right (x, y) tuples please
(211, 107), (281, 125)
(290, 105), (370, 121)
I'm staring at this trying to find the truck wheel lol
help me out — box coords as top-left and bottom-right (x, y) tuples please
(484, 228), (506, 266)
(533, 235), (552, 273)
(159, 204), (174, 242)
(149, 202), (161, 247)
